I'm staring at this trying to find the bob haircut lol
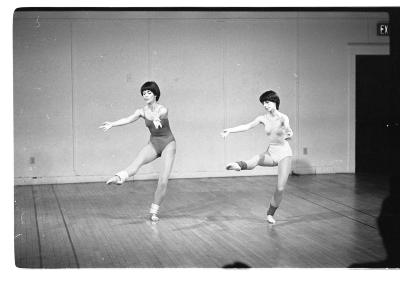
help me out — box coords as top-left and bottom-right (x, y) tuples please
(259, 90), (280, 110)
(141, 81), (160, 101)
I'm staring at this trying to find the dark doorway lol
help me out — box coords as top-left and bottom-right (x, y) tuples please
(356, 55), (392, 174)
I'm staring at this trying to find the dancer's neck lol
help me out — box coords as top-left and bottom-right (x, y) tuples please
(147, 101), (158, 111)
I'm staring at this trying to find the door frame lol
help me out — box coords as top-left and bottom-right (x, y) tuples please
(347, 43), (390, 172)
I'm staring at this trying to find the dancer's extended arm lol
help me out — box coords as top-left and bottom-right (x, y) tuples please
(99, 108), (143, 132)
(221, 116), (263, 138)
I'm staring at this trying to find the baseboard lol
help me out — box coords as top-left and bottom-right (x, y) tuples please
(14, 165), (347, 186)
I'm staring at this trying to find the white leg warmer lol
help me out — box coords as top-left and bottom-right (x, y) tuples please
(115, 170), (129, 184)
(149, 203), (160, 214)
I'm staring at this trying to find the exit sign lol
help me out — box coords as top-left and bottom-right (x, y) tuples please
(377, 23), (390, 36)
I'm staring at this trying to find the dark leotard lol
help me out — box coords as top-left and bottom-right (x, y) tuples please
(144, 118), (175, 157)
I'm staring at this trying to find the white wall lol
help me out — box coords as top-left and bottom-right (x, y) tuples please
(13, 11), (389, 185)
(14, 19), (74, 179)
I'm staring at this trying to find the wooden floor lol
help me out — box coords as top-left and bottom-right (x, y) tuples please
(14, 173), (390, 268)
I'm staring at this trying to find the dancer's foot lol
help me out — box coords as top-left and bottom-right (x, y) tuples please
(149, 213), (159, 222)
(226, 162), (241, 171)
(106, 175), (123, 185)
(266, 215), (276, 224)
(107, 171), (129, 185)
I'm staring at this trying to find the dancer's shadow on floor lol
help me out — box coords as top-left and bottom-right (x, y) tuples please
(291, 158), (314, 176)
(222, 261), (251, 268)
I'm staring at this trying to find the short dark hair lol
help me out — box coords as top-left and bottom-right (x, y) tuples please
(259, 90), (280, 110)
(141, 81), (160, 101)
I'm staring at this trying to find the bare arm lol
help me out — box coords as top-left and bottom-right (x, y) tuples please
(157, 106), (168, 119)
(282, 114), (293, 139)
(221, 116), (263, 138)
(99, 108), (143, 131)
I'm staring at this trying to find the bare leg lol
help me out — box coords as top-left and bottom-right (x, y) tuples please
(125, 143), (159, 176)
(225, 152), (291, 224)
(267, 156), (292, 224)
(107, 143), (158, 185)
(226, 152), (275, 171)
(149, 141), (176, 221)
(153, 141), (176, 205)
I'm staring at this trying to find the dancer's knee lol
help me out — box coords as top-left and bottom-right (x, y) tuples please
(237, 161), (248, 170)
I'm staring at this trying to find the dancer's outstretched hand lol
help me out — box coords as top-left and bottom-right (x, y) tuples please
(220, 129), (230, 138)
(99, 121), (113, 132)
(284, 128), (293, 140)
(153, 119), (162, 129)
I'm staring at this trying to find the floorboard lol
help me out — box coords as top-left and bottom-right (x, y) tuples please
(14, 173), (390, 268)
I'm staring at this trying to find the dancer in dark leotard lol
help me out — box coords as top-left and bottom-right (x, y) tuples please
(144, 117), (175, 157)
(99, 81), (176, 222)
